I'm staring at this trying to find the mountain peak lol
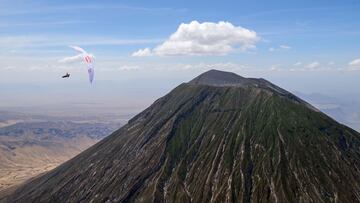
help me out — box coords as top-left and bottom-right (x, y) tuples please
(188, 69), (285, 94)
(2, 69), (360, 203)
(189, 69), (248, 86)
(188, 69), (318, 111)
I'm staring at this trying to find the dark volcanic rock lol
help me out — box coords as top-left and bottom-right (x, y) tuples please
(1, 70), (360, 203)
(189, 69), (248, 86)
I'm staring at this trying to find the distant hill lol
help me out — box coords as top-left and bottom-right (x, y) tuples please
(0, 121), (119, 191)
(2, 70), (360, 202)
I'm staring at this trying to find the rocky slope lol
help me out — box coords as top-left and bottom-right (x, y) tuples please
(1, 70), (360, 203)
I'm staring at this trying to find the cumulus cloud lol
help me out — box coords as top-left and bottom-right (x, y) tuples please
(348, 58), (360, 70)
(132, 21), (259, 56)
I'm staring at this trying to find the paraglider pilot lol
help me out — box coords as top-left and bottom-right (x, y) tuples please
(62, 72), (70, 78)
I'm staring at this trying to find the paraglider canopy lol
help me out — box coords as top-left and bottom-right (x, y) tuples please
(68, 46), (95, 83)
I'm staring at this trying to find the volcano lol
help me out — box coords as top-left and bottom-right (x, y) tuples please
(1, 70), (360, 202)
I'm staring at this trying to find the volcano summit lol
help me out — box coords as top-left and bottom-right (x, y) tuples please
(1, 70), (360, 203)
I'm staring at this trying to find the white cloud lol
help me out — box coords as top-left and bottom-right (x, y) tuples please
(132, 21), (259, 56)
(58, 54), (83, 63)
(131, 48), (152, 57)
(175, 62), (250, 71)
(118, 65), (140, 71)
(268, 44), (291, 52)
(95, 62), (252, 72)
(348, 58), (360, 70)
(267, 61), (339, 72)
(269, 64), (282, 71)
(0, 66), (15, 70)
(279, 45), (291, 49)
(305, 61), (320, 69)
(270, 67), (280, 71)
(290, 61), (340, 72)
(293, 62), (302, 66)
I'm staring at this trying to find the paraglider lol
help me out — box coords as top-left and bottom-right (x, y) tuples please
(62, 72), (70, 78)
(65, 46), (95, 83)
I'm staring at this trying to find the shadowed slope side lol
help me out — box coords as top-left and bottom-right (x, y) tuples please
(1, 70), (360, 203)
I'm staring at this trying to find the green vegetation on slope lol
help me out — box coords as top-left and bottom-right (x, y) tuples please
(2, 77), (360, 203)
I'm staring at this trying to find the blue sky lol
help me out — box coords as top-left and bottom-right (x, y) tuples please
(1, 0), (360, 107)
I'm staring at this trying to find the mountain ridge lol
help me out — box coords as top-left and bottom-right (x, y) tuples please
(188, 69), (318, 112)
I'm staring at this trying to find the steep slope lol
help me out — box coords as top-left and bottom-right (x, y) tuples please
(1, 70), (360, 203)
